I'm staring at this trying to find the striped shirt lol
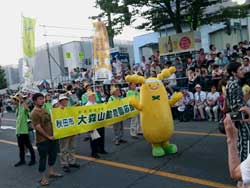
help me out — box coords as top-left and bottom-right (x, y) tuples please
(226, 77), (250, 162)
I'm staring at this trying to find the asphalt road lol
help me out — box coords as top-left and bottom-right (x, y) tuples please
(0, 112), (236, 188)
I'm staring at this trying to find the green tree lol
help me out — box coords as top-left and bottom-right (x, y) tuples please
(130, 0), (219, 33)
(127, 0), (250, 33)
(0, 66), (7, 89)
(90, 0), (133, 48)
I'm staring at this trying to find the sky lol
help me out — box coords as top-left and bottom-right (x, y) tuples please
(0, 0), (150, 66)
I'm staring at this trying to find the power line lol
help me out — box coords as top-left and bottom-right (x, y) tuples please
(39, 24), (94, 31)
(43, 34), (92, 39)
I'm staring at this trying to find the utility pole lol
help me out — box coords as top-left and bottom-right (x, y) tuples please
(46, 42), (54, 91)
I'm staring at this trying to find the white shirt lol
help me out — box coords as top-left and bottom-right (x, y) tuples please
(194, 91), (206, 103)
(206, 92), (220, 103)
(113, 62), (122, 74)
(183, 92), (194, 104)
(85, 101), (96, 106)
(167, 73), (177, 86)
(240, 154), (250, 185)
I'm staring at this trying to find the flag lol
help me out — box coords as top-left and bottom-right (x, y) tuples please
(22, 16), (36, 57)
(93, 21), (112, 80)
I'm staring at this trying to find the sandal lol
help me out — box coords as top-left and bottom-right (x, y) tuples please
(48, 173), (63, 178)
(39, 178), (49, 186)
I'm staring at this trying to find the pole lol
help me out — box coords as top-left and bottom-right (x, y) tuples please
(46, 42), (54, 91)
(239, 9), (243, 42)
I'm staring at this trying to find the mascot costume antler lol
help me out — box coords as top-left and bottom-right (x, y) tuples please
(125, 67), (183, 157)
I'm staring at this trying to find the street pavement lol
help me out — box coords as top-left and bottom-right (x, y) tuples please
(0, 112), (236, 188)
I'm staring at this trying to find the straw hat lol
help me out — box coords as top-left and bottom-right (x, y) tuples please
(58, 94), (68, 101)
(110, 86), (118, 94)
(86, 91), (96, 97)
(83, 81), (90, 89)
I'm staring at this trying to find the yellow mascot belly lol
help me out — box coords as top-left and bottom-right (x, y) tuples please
(141, 105), (174, 144)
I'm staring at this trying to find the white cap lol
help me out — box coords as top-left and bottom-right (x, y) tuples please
(195, 84), (201, 88)
(52, 99), (58, 106)
(58, 94), (68, 101)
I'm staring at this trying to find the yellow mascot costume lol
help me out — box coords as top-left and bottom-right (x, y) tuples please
(125, 67), (183, 157)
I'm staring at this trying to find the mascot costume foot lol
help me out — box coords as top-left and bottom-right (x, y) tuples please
(126, 67), (183, 157)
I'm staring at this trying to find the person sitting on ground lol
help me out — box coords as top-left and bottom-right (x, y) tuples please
(178, 89), (194, 122)
(193, 84), (206, 121)
(205, 85), (220, 122)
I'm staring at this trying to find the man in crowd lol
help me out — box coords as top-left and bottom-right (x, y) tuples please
(126, 83), (141, 139)
(85, 91), (107, 158)
(109, 86), (126, 145)
(13, 94), (36, 167)
(178, 89), (194, 122)
(112, 57), (122, 76)
(193, 84), (206, 121)
(205, 85), (220, 122)
(58, 94), (80, 173)
(242, 57), (250, 73)
(226, 62), (250, 162)
(174, 57), (185, 87)
(31, 93), (62, 186)
(0, 95), (3, 127)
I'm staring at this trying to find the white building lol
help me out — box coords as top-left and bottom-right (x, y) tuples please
(19, 39), (134, 84)
(133, 0), (250, 64)
(3, 65), (20, 87)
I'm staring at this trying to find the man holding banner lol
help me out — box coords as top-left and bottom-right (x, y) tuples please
(31, 93), (62, 186)
(109, 86), (127, 145)
(58, 94), (80, 173)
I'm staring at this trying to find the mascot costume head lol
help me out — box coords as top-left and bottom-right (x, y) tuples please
(125, 67), (183, 157)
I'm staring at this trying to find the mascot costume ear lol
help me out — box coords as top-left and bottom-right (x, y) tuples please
(126, 67), (183, 157)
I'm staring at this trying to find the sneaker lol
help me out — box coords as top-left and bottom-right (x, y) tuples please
(62, 166), (71, 173)
(119, 139), (127, 143)
(14, 161), (26, 167)
(91, 154), (100, 159)
(28, 160), (36, 166)
(98, 150), (108, 154)
(131, 136), (139, 139)
(69, 163), (80, 168)
(114, 140), (120, 145)
(208, 118), (212, 122)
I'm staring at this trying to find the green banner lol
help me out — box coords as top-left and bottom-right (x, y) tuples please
(22, 17), (36, 57)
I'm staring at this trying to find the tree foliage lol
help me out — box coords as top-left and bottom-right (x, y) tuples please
(92, 0), (250, 36)
(0, 66), (7, 89)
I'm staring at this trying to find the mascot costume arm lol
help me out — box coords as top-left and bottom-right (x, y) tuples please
(125, 75), (144, 111)
(157, 67), (183, 106)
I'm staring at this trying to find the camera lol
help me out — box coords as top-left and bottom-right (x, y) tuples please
(229, 111), (243, 121)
